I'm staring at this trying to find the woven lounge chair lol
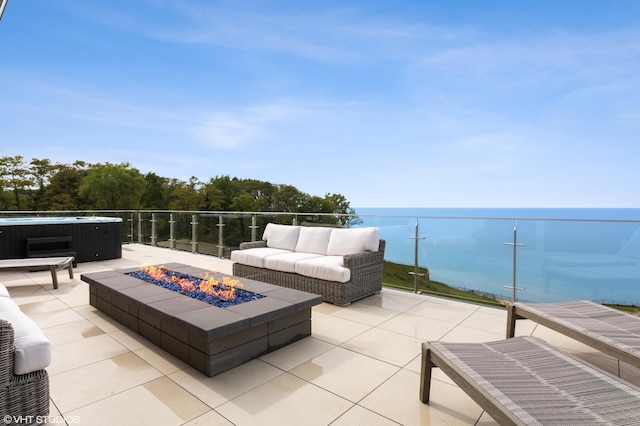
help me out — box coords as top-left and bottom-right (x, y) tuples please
(420, 337), (640, 425)
(506, 300), (640, 370)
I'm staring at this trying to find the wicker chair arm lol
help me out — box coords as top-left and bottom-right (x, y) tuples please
(343, 240), (386, 270)
(239, 240), (267, 250)
(0, 319), (15, 387)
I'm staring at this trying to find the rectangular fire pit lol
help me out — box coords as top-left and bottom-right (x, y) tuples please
(81, 263), (322, 376)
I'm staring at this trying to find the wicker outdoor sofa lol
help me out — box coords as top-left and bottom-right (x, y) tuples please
(231, 224), (385, 306)
(0, 284), (51, 424)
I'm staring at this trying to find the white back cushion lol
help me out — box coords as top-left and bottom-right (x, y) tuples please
(295, 227), (332, 255)
(262, 223), (301, 251)
(0, 297), (20, 311)
(327, 227), (379, 256)
(0, 283), (11, 298)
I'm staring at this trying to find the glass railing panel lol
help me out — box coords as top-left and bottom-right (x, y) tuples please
(220, 213), (256, 252)
(356, 212), (640, 305)
(521, 219), (640, 304)
(150, 212), (172, 248)
(353, 213), (518, 302)
(136, 211), (151, 245)
(420, 217), (518, 302)
(2, 209), (638, 305)
(168, 212), (197, 252)
(195, 214), (219, 256)
(244, 213), (289, 238)
(293, 213), (352, 228)
(353, 213), (415, 265)
(114, 211), (135, 244)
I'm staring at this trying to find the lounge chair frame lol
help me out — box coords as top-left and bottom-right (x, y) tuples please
(507, 300), (640, 369)
(420, 337), (640, 425)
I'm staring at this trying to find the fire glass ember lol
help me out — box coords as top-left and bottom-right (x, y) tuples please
(127, 265), (264, 308)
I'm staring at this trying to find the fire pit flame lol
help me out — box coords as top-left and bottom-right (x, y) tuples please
(128, 265), (262, 307)
(200, 274), (243, 300)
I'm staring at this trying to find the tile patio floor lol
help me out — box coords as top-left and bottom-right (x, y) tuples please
(2, 244), (639, 425)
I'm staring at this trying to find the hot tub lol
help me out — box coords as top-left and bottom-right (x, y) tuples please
(0, 216), (122, 262)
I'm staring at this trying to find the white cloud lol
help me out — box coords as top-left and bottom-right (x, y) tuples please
(190, 101), (310, 148)
(192, 112), (259, 148)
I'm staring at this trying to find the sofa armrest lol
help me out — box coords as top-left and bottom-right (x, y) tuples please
(343, 240), (386, 271)
(239, 241), (268, 250)
(0, 319), (15, 387)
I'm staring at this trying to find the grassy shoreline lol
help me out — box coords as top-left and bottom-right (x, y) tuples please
(382, 260), (503, 307)
(382, 260), (640, 315)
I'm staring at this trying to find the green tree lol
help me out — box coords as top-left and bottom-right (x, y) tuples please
(165, 177), (205, 211)
(29, 158), (56, 210)
(203, 176), (248, 210)
(141, 172), (169, 209)
(45, 162), (91, 210)
(0, 154), (358, 226)
(230, 192), (256, 211)
(236, 179), (275, 211)
(79, 162), (146, 209)
(271, 184), (305, 213)
(200, 178), (226, 211)
(0, 155), (33, 210)
(323, 193), (361, 226)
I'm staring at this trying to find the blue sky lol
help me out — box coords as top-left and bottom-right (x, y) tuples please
(1, 0), (639, 208)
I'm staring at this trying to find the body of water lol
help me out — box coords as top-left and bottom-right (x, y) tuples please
(354, 208), (640, 305)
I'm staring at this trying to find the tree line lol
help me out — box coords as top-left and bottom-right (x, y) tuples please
(0, 155), (357, 225)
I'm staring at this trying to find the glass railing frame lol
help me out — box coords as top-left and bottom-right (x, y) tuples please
(1, 209), (639, 305)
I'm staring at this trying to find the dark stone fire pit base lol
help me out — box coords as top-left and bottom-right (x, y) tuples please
(81, 263), (322, 377)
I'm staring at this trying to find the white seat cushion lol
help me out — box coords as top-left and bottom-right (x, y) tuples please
(0, 283), (10, 298)
(295, 227), (332, 255)
(230, 247), (290, 268)
(263, 223), (301, 251)
(0, 297), (21, 311)
(327, 228), (379, 256)
(295, 256), (351, 283)
(0, 310), (52, 375)
(264, 252), (323, 273)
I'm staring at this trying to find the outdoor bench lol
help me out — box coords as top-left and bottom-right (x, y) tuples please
(0, 256), (74, 289)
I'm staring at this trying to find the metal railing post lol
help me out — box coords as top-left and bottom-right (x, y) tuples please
(169, 213), (175, 250)
(128, 213), (134, 243)
(150, 213), (157, 246)
(504, 224), (526, 302)
(217, 215), (225, 258)
(408, 221), (426, 293)
(250, 215), (258, 242)
(191, 214), (198, 254)
(137, 213), (143, 244)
